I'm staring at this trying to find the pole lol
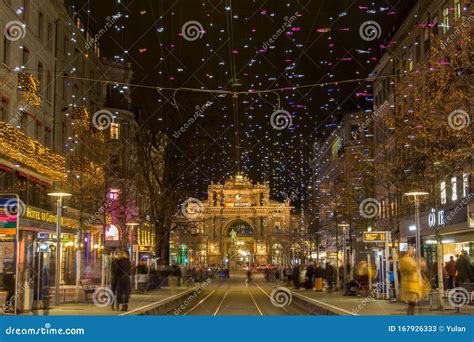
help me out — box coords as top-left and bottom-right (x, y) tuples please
(414, 196), (421, 263)
(436, 234), (444, 309)
(367, 251), (372, 291)
(384, 232), (390, 299)
(342, 226), (347, 285)
(14, 194), (20, 316)
(55, 197), (62, 307)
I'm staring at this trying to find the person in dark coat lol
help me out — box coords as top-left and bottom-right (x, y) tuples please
(110, 254), (119, 310)
(114, 250), (132, 311)
(456, 251), (472, 286)
(325, 263), (335, 293)
(313, 263), (324, 291)
(304, 262), (315, 289)
(292, 264), (300, 289)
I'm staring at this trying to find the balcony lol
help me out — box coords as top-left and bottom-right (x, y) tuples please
(0, 121), (66, 180)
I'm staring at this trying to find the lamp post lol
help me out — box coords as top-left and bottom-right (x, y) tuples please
(48, 191), (71, 307)
(126, 222), (139, 291)
(404, 191), (429, 263)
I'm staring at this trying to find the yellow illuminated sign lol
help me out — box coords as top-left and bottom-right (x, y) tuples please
(363, 232), (386, 243)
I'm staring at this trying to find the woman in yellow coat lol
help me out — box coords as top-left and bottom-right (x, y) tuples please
(399, 247), (421, 315)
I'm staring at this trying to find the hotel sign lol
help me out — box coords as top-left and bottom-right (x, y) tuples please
(24, 206), (57, 223)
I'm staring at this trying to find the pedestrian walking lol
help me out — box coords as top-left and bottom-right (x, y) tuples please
(114, 250), (132, 311)
(445, 256), (456, 289)
(292, 264), (300, 289)
(399, 247), (422, 316)
(110, 254), (119, 310)
(304, 261), (315, 290)
(456, 251), (472, 286)
(325, 263), (335, 293)
(313, 263), (324, 292)
(285, 266), (292, 286)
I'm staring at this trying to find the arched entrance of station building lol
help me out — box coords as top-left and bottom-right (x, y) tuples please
(224, 219), (256, 269)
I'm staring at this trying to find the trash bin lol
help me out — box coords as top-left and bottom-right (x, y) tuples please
(428, 290), (442, 310)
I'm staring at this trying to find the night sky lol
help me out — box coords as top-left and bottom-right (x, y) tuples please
(66, 0), (415, 206)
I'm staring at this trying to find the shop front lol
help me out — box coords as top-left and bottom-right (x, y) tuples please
(399, 201), (473, 282)
(5, 205), (79, 312)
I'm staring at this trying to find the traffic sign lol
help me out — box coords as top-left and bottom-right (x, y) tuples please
(363, 232), (387, 243)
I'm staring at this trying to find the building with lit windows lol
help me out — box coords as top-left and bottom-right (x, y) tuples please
(171, 174), (297, 268)
(370, 0), (473, 275)
(0, 0), (131, 311)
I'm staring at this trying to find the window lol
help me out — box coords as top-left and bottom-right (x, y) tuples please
(64, 36), (68, 56)
(3, 36), (10, 65)
(454, 0), (461, 20)
(440, 181), (447, 205)
(22, 47), (29, 67)
(451, 177), (457, 202)
(20, 114), (28, 132)
(274, 222), (281, 233)
(442, 7), (450, 34)
(110, 123), (120, 139)
(63, 74), (69, 100)
(463, 173), (469, 198)
(45, 127), (51, 148)
(0, 97), (8, 122)
(22, 0), (29, 23)
(37, 62), (43, 95)
(36, 122), (43, 143)
(38, 12), (44, 40)
(46, 72), (52, 102)
(47, 22), (53, 51)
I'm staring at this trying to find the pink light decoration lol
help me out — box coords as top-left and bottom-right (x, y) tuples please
(336, 58), (352, 61)
(358, 6), (368, 10)
(258, 48), (267, 53)
(339, 28), (350, 31)
(231, 49), (238, 54)
(317, 27), (331, 33)
(291, 27), (301, 31)
(260, 10), (267, 15)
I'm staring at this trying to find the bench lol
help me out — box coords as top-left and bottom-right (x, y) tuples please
(80, 279), (98, 301)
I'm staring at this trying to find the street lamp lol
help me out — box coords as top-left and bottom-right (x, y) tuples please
(48, 191), (71, 306)
(404, 190), (429, 263)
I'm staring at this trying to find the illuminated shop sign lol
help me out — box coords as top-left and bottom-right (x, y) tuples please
(428, 208), (445, 228)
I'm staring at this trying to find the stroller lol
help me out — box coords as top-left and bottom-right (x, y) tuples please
(343, 279), (360, 296)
